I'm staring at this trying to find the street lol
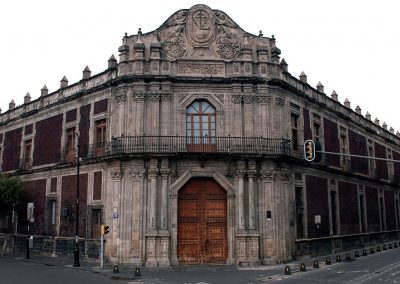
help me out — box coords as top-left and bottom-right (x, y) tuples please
(265, 247), (400, 283)
(1, 246), (400, 284)
(0, 258), (119, 284)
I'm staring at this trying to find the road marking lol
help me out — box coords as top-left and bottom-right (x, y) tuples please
(350, 261), (400, 283)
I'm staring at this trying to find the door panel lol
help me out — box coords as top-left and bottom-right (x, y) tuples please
(177, 178), (227, 264)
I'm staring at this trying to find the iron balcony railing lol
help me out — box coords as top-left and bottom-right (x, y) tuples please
(82, 136), (291, 158)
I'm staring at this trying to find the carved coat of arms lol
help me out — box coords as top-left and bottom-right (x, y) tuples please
(186, 5), (216, 47)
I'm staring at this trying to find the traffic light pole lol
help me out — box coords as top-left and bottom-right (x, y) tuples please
(100, 226), (104, 269)
(304, 140), (400, 164)
(317, 150), (400, 163)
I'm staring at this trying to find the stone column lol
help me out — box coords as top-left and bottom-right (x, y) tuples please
(116, 88), (127, 136)
(158, 160), (171, 268)
(160, 94), (172, 136)
(160, 159), (169, 230)
(148, 159), (158, 231)
(236, 161), (246, 230)
(248, 161), (257, 230)
(243, 90), (254, 137)
(231, 95), (243, 136)
(146, 159), (158, 267)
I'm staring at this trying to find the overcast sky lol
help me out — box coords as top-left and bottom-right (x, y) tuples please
(1, 0), (399, 133)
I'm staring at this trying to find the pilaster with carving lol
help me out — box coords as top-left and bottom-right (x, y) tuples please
(148, 159), (159, 231)
(247, 162), (257, 230)
(235, 162), (246, 231)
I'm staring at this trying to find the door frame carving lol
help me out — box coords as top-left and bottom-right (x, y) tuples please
(170, 170), (234, 265)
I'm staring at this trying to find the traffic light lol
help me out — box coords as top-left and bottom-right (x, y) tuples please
(304, 140), (315, 161)
(102, 225), (110, 235)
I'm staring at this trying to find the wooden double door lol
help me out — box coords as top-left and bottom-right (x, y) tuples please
(177, 178), (228, 264)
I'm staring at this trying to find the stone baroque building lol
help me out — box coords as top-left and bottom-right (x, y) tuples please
(0, 4), (399, 266)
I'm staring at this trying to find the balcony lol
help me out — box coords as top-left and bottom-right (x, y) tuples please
(83, 136), (291, 158)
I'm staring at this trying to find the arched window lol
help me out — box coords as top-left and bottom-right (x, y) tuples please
(186, 100), (216, 146)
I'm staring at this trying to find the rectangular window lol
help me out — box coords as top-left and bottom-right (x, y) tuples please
(340, 134), (349, 169)
(291, 114), (299, 151)
(295, 187), (304, 239)
(313, 123), (320, 140)
(91, 209), (102, 238)
(330, 191), (338, 235)
(368, 146), (375, 176)
(23, 139), (32, 170)
(359, 194), (366, 233)
(379, 196), (386, 231)
(95, 119), (107, 157)
(387, 149), (394, 181)
(46, 200), (57, 236)
(50, 200), (56, 225)
(396, 198), (400, 229)
(66, 127), (76, 162)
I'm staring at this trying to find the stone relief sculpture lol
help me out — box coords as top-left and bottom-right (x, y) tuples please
(186, 5), (216, 47)
(216, 31), (240, 60)
(162, 28), (187, 59)
(159, 4), (241, 60)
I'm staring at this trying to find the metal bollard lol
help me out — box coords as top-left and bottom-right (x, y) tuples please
(134, 267), (141, 277)
(325, 257), (331, 265)
(300, 263), (306, 272)
(284, 266), (291, 275)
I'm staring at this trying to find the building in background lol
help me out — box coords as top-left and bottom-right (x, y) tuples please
(0, 4), (399, 266)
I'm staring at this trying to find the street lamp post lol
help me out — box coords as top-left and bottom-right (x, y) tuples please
(73, 133), (80, 267)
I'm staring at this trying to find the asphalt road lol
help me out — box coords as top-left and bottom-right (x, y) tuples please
(1, 247), (400, 284)
(0, 258), (120, 284)
(267, 248), (400, 283)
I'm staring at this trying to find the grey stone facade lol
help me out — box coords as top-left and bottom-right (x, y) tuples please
(0, 4), (399, 267)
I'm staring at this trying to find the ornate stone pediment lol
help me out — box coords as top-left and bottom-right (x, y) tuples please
(159, 4), (242, 60)
(121, 4), (274, 65)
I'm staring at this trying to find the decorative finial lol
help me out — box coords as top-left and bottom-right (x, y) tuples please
(299, 71), (307, 83)
(24, 92), (31, 104)
(138, 28), (142, 35)
(108, 54), (117, 69)
(82, 66), (91, 79)
(259, 30), (263, 37)
(9, 99), (16, 110)
(316, 81), (324, 93)
(331, 90), (338, 101)
(280, 58), (288, 72)
(344, 98), (350, 108)
(60, 76), (69, 88)
(41, 85), (48, 97)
